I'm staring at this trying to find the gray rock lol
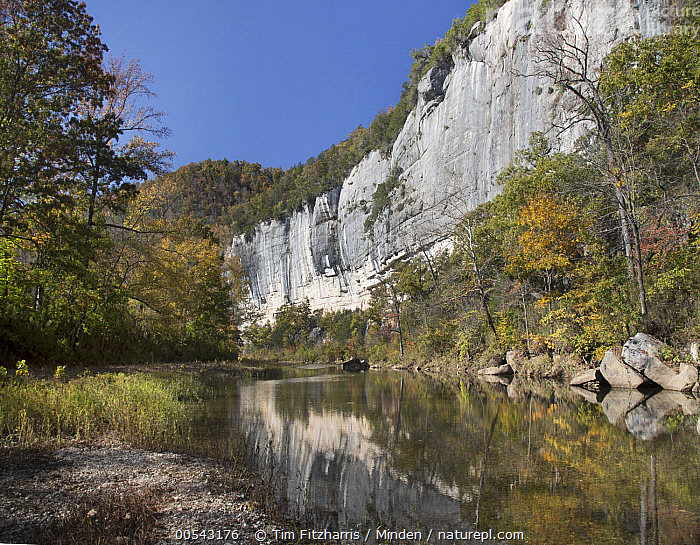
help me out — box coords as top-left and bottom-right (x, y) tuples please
(342, 358), (369, 372)
(619, 333), (698, 391)
(690, 341), (699, 365)
(227, 1), (674, 322)
(666, 363), (699, 392)
(642, 357), (679, 389)
(693, 382), (700, 397)
(601, 389), (646, 426)
(570, 368), (605, 387)
(599, 351), (650, 390)
(621, 332), (665, 373)
(505, 350), (520, 371)
(478, 363), (513, 376)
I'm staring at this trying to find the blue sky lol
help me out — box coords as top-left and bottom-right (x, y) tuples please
(83, 1), (476, 171)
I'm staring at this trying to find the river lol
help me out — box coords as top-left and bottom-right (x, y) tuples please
(196, 366), (700, 544)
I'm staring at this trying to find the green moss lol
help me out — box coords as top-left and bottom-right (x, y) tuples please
(364, 166), (405, 233)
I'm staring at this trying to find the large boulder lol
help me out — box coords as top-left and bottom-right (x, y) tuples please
(643, 357), (680, 389)
(505, 350), (521, 372)
(600, 351), (651, 389)
(342, 358), (369, 372)
(619, 333), (698, 391)
(666, 363), (699, 392)
(621, 332), (664, 374)
(478, 363), (514, 376)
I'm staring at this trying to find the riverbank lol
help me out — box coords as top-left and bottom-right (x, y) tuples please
(245, 349), (592, 383)
(0, 439), (281, 544)
(0, 368), (294, 544)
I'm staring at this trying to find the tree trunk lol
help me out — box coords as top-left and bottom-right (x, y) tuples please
(389, 283), (404, 358)
(465, 218), (498, 337)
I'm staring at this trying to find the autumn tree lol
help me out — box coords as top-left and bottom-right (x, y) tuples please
(453, 205), (499, 338)
(74, 55), (173, 235)
(112, 174), (248, 361)
(533, 11), (651, 322)
(368, 275), (405, 358)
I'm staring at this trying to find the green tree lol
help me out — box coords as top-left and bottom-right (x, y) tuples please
(453, 205), (500, 338)
(0, 0), (109, 233)
(273, 300), (314, 349)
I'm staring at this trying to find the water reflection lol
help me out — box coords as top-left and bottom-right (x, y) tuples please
(239, 374), (464, 535)
(204, 369), (700, 544)
(571, 387), (700, 440)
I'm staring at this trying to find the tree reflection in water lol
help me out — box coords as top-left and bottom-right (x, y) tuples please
(206, 369), (700, 544)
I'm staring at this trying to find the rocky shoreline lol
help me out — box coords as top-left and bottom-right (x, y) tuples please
(0, 439), (281, 544)
(570, 333), (700, 393)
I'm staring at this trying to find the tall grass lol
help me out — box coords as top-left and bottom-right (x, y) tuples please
(0, 372), (205, 448)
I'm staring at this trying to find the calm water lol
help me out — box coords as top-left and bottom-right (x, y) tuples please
(198, 367), (700, 544)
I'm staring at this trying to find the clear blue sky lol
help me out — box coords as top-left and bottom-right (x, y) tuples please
(83, 1), (476, 171)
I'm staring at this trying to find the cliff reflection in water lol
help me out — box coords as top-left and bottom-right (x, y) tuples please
(227, 369), (700, 544)
(239, 374), (464, 532)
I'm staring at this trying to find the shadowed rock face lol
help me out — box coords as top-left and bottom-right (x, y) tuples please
(228, 0), (673, 322)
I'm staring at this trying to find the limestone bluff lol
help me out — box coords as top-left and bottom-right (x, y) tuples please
(227, 0), (676, 322)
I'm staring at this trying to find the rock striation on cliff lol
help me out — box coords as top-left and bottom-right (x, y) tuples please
(227, 0), (675, 322)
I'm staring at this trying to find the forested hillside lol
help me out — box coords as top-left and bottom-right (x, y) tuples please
(2, 0), (700, 370)
(0, 0), (510, 366)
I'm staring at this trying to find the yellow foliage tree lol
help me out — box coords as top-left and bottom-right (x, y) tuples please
(508, 193), (586, 296)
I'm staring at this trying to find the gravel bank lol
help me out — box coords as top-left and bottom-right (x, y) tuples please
(0, 440), (281, 544)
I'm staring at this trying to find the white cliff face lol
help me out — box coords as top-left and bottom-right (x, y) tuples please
(228, 0), (675, 322)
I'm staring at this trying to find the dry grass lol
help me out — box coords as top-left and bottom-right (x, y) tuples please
(39, 489), (161, 545)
